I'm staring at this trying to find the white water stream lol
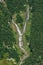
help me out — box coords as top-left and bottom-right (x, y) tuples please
(12, 4), (29, 65)
(7, 4), (29, 65)
(1, 0), (30, 64)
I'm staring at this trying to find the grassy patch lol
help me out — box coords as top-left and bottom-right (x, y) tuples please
(0, 59), (14, 65)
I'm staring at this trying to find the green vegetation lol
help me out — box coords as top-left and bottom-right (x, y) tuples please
(0, 2), (20, 65)
(0, 59), (14, 65)
(1, 0), (43, 65)
(5, 0), (27, 15)
(0, 3), (16, 47)
(0, 0), (30, 65)
(16, 14), (23, 23)
(22, 0), (43, 65)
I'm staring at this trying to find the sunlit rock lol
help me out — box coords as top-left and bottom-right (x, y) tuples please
(0, 0), (3, 2)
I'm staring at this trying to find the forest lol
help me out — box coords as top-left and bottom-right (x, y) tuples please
(0, 0), (43, 65)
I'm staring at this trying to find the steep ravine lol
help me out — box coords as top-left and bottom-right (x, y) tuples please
(0, 0), (29, 64)
(12, 4), (29, 65)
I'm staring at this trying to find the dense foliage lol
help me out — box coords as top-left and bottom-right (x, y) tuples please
(0, 0), (43, 65)
(5, 0), (27, 15)
(22, 0), (43, 65)
(16, 14), (23, 23)
(0, 3), (16, 47)
(0, 3), (20, 62)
